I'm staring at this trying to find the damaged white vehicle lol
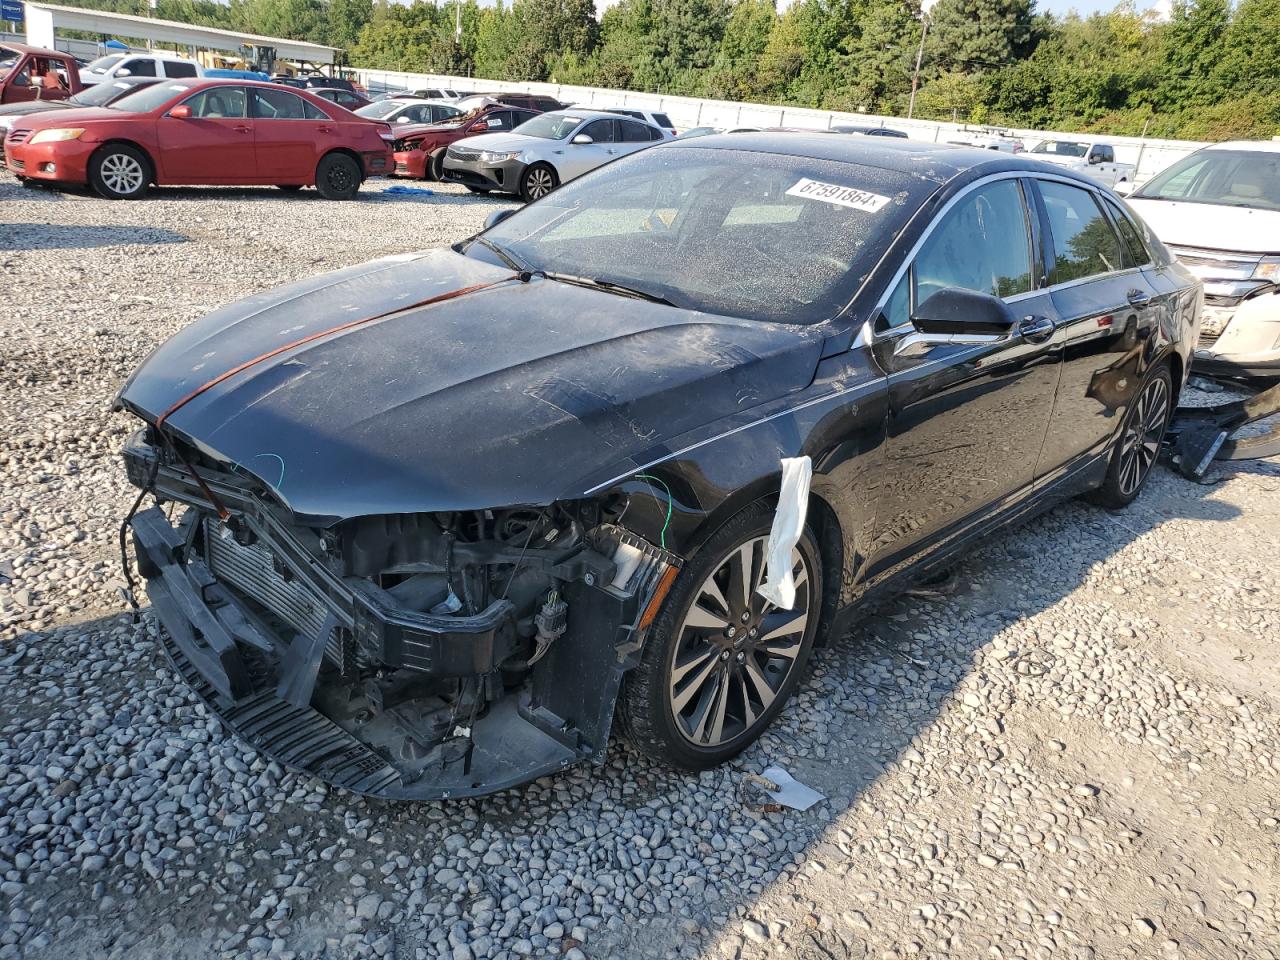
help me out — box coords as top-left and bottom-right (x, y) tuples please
(1127, 140), (1280, 379)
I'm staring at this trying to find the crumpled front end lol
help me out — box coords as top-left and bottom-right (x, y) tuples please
(123, 430), (680, 799)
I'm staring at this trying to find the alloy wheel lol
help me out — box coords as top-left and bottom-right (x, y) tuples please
(101, 153), (144, 196)
(1118, 374), (1169, 495)
(668, 536), (812, 748)
(329, 165), (355, 193)
(525, 167), (554, 200)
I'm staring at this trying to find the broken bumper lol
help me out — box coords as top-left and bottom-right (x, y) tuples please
(128, 494), (678, 800)
(1194, 293), (1280, 380)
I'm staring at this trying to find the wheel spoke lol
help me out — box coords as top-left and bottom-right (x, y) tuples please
(737, 672), (757, 727)
(671, 646), (717, 687)
(743, 657), (778, 708)
(684, 602), (729, 632)
(699, 574), (730, 618)
(727, 542), (755, 612)
(671, 653), (720, 714)
(690, 669), (729, 744)
(759, 608), (808, 643)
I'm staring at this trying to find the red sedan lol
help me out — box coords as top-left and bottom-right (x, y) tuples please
(4, 78), (393, 200)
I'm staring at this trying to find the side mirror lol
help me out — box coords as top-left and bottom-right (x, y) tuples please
(484, 209), (516, 230)
(471, 120), (488, 132)
(396, 116), (409, 122)
(910, 288), (1015, 337)
(116, 69), (131, 77)
(1113, 180), (1135, 197)
(169, 104), (192, 119)
(571, 133), (593, 145)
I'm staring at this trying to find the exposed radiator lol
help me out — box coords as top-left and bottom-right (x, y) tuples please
(204, 519), (345, 669)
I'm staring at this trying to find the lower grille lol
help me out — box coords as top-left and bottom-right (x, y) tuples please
(204, 520), (344, 669)
(1199, 330), (1220, 348)
(9, 159), (23, 172)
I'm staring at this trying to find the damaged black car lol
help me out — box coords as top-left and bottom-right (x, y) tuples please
(116, 135), (1200, 799)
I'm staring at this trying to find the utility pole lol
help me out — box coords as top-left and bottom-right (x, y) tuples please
(907, 16), (928, 120)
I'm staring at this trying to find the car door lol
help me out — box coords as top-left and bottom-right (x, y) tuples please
(1, 57), (38, 104)
(560, 119), (616, 181)
(617, 118), (658, 156)
(155, 86), (255, 183)
(865, 175), (1062, 582)
(1086, 144), (1117, 185)
(251, 87), (327, 183)
(1029, 177), (1161, 475)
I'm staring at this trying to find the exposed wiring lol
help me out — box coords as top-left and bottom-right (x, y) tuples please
(634, 473), (673, 549)
(253, 452), (286, 489)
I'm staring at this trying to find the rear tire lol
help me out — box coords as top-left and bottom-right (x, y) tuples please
(314, 153), (361, 201)
(88, 144), (149, 200)
(1089, 363), (1173, 509)
(519, 162), (558, 204)
(618, 501), (823, 770)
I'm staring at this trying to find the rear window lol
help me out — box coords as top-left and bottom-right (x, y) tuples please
(165, 60), (198, 78)
(652, 113), (673, 128)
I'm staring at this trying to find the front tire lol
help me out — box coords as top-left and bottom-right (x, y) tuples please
(89, 144), (149, 200)
(314, 153), (361, 201)
(428, 150), (445, 181)
(619, 501), (823, 770)
(519, 162), (557, 203)
(1089, 364), (1173, 508)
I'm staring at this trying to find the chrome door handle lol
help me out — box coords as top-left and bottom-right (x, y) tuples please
(1018, 315), (1055, 343)
(1127, 289), (1152, 308)
(233, 125), (252, 134)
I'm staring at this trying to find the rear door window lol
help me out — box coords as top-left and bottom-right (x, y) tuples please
(1038, 180), (1126, 284)
(1102, 196), (1151, 268)
(165, 61), (197, 78)
(620, 119), (652, 143)
(652, 112), (673, 129)
(252, 88), (309, 120)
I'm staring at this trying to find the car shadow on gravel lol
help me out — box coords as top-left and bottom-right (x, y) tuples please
(0, 224), (188, 250)
(0, 469), (1247, 960)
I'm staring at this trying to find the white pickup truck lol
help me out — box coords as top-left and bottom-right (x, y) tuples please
(1028, 138), (1135, 187)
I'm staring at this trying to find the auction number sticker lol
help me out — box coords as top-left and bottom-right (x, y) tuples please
(785, 178), (891, 212)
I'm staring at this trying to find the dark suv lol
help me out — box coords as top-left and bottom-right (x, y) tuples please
(391, 103), (539, 180)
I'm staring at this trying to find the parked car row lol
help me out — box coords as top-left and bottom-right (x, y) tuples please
(3, 77), (394, 200)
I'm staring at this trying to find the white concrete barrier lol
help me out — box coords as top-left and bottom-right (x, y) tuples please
(354, 67), (1206, 182)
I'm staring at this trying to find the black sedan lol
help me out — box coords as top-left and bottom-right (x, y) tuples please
(115, 135), (1199, 799)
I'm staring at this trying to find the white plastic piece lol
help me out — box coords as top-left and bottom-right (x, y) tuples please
(610, 541), (645, 590)
(756, 456), (812, 611)
(759, 764), (825, 811)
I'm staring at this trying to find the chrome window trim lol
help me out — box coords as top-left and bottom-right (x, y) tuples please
(869, 170), (1141, 342)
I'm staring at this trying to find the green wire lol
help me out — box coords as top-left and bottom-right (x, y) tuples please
(634, 473), (673, 549)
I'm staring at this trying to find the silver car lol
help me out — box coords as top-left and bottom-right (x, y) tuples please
(442, 109), (670, 203)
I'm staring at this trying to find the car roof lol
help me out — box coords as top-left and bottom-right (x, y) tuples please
(545, 108), (655, 123)
(2, 42), (71, 57)
(665, 132), (1098, 185)
(1204, 140), (1280, 153)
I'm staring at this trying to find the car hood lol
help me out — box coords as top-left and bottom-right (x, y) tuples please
(17, 106), (129, 129)
(394, 121), (463, 141)
(118, 249), (823, 522)
(0, 100), (73, 118)
(452, 131), (542, 152)
(1127, 197), (1280, 255)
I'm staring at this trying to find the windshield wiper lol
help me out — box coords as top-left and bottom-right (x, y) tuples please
(471, 236), (531, 273)
(538, 271), (676, 306)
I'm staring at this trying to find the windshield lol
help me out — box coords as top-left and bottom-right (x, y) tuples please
(513, 113), (583, 140)
(84, 55), (124, 73)
(356, 100), (403, 119)
(73, 79), (141, 106)
(108, 81), (193, 113)
(473, 146), (923, 324)
(1031, 140), (1088, 157)
(1135, 149), (1280, 211)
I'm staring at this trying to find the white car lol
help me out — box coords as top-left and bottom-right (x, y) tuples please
(602, 107), (677, 137)
(948, 131), (1024, 153)
(355, 97), (462, 126)
(1127, 140), (1280, 379)
(79, 52), (201, 86)
(442, 109), (670, 202)
(1028, 138), (1135, 188)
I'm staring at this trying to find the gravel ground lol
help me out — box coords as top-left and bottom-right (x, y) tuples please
(1, 176), (1278, 960)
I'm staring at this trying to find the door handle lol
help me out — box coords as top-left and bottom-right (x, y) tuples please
(1018, 315), (1055, 344)
(1126, 289), (1152, 308)
(318, 125), (336, 134)
(233, 125), (251, 134)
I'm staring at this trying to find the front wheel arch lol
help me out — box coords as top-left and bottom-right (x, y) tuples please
(89, 140), (155, 196)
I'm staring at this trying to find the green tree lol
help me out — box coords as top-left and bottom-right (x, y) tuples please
(925, 0), (1038, 73)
